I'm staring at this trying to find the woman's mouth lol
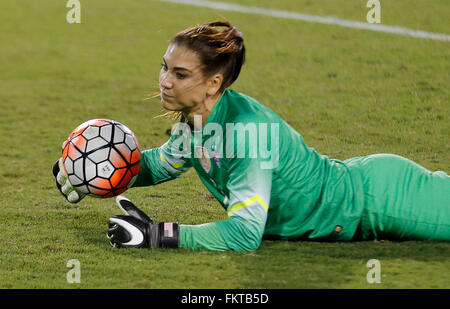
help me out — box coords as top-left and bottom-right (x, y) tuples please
(161, 92), (174, 100)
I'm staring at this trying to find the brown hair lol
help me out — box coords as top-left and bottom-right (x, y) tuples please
(172, 20), (245, 91)
(155, 20), (245, 120)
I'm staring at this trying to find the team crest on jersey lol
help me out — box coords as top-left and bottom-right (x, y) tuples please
(195, 146), (211, 173)
(211, 144), (221, 168)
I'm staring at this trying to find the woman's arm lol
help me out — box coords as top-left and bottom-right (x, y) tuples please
(132, 122), (193, 187)
(179, 151), (273, 251)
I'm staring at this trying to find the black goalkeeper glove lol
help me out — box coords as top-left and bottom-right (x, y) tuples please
(107, 196), (179, 249)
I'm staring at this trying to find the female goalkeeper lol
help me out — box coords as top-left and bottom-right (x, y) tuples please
(53, 21), (450, 251)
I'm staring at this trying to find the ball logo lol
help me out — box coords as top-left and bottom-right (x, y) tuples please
(95, 161), (115, 179)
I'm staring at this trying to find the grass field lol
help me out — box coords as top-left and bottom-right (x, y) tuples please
(0, 0), (449, 289)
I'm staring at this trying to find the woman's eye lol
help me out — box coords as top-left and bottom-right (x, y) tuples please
(161, 63), (168, 71)
(176, 72), (186, 79)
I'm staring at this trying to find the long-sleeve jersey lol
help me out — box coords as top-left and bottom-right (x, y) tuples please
(132, 89), (365, 251)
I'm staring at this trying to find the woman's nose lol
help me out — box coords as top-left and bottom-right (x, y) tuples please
(159, 72), (173, 89)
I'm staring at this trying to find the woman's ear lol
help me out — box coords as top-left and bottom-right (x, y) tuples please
(207, 73), (223, 96)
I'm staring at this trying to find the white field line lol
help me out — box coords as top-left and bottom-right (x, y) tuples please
(161, 0), (450, 42)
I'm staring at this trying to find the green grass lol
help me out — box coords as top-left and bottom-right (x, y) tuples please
(0, 0), (449, 288)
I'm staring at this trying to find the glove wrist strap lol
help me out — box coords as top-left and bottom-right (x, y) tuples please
(158, 222), (179, 248)
(148, 222), (179, 248)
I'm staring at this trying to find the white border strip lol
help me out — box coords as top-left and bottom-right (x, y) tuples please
(161, 0), (450, 42)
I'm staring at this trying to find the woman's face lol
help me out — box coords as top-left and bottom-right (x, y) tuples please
(159, 43), (217, 113)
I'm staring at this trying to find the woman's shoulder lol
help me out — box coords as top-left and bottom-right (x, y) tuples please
(224, 89), (280, 124)
(225, 89), (259, 107)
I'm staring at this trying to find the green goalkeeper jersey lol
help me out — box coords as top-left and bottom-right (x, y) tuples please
(132, 89), (365, 251)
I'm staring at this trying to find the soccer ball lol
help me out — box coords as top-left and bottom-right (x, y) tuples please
(61, 119), (141, 198)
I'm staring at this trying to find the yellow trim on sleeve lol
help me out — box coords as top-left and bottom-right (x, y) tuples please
(227, 194), (269, 216)
(160, 152), (185, 169)
(160, 152), (167, 163)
